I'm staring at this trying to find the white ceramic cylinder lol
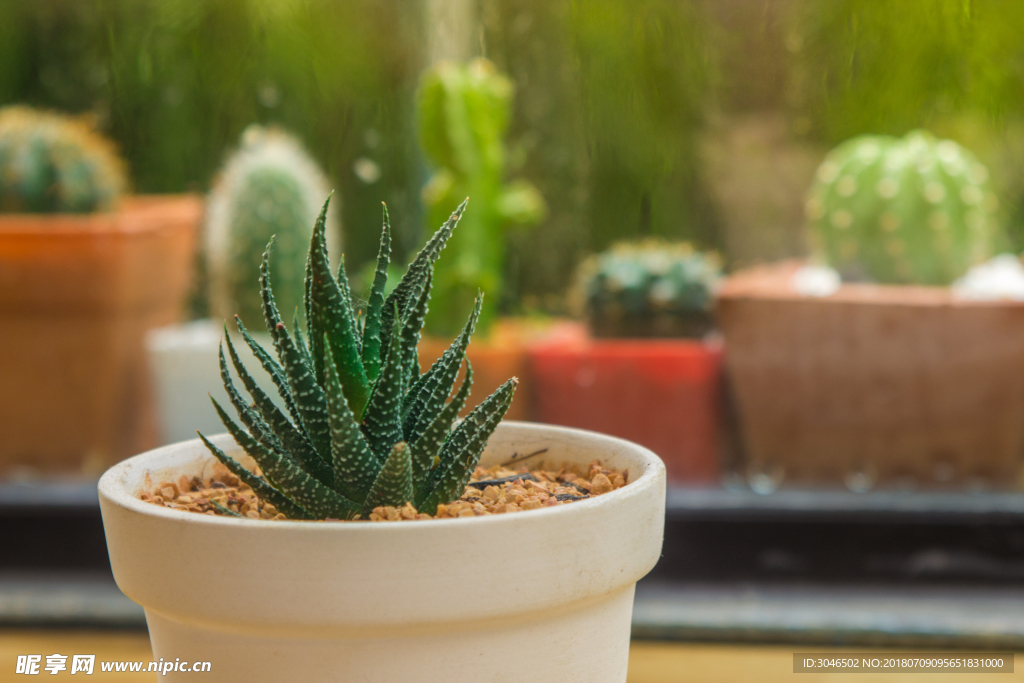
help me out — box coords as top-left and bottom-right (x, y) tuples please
(99, 422), (666, 682)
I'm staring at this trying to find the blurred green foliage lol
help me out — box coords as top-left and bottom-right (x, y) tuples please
(0, 0), (424, 270)
(789, 0), (1024, 143)
(417, 58), (546, 336)
(8, 0), (1024, 301)
(788, 0), (1024, 249)
(569, 0), (717, 250)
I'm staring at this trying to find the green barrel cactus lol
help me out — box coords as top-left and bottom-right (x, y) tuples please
(0, 105), (126, 213)
(201, 197), (517, 520)
(417, 58), (546, 337)
(574, 239), (721, 338)
(805, 130), (1002, 285)
(206, 125), (337, 326)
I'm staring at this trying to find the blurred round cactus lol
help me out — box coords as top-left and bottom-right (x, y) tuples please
(0, 105), (126, 213)
(206, 125), (338, 326)
(574, 240), (721, 338)
(806, 130), (1003, 285)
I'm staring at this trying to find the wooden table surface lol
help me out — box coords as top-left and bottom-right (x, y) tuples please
(1, 632), (1021, 682)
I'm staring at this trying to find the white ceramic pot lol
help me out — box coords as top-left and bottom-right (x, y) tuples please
(99, 422), (666, 683)
(146, 320), (279, 445)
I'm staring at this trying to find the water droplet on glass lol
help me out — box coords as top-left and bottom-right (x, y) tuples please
(748, 462), (784, 495)
(844, 462), (876, 493)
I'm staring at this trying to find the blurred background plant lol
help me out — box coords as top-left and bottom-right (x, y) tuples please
(0, 0), (422, 269)
(0, 105), (126, 213)
(204, 124), (337, 325)
(806, 130), (1003, 285)
(417, 58), (546, 336)
(572, 240), (721, 339)
(5, 0), (1024, 302)
(787, 0), (1024, 252)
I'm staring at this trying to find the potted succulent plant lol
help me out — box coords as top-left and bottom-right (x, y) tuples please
(0, 106), (200, 474)
(415, 58), (548, 422)
(99, 198), (666, 682)
(147, 125), (338, 445)
(531, 240), (723, 484)
(717, 130), (1024, 488)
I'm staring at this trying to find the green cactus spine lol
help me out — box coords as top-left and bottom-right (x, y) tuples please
(417, 58), (546, 337)
(202, 197), (518, 520)
(0, 105), (126, 214)
(806, 130), (1003, 285)
(206, 126), (337, 326)
(575, 240), (721, 338)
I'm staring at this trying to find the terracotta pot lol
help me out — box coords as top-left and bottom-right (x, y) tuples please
(717, 261), (1024, 486)
(418, 319), (585, 422)
(98, 422), (666, 683)
(0, 196), (202, 474)
(530, 336), (723, 484)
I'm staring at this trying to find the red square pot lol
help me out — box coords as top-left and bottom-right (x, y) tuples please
(529, 337), (723, 483)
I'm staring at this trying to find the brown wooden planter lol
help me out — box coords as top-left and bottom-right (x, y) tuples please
(717, 261), (1024, 487)
(0, 195), (202, 475)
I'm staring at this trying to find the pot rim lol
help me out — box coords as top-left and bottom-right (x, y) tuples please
(0, 194), (201, 236)
(99, 420), (664, 532)
(717, 259), (1024, 308)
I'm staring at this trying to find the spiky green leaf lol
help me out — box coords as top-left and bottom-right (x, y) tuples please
(398, 270), (431, 395)
(361, 204), (391, 381)
(223, 328), (331, 485)
(363, 441), (414, 513)
(336, 255), (361, 356)
(293, 308), (314, 371)
(361, 310), (404, 460)
(275, 322), (331, 459)
(419, 377), (517, 512)
(403, 296), (481, 444)
(411, 360), (471, 483)
(379, 199), (466, 364)
(197, 432), (311, 519)
(234, 316), (304, 430)
(217, 343), (271, 443)
(411, 360), (473, 487)
(325, 341), (379, 503)
(306, 197), (370, 416)
(210, 398), (360, 519)
(259, 240), (286, 347)
(210, 500), (246, 518)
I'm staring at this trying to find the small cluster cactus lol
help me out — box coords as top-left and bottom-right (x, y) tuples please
(805, 130), (1002, 285)
(206, 125), (337, 326)
(417, 58), (546, 337)
(0, 105), (126, 213)
(201, 197), (517, 520)
(574, 240), (721, 338)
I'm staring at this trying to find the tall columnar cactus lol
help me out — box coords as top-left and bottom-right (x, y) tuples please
(206, 125), (337, 326)
(574, 240), (721, 338)
(0, 106), (126, 213)
(417, 58), (546, 337)
(805, 130), (1002, 285)
(201, 197), (517, 520)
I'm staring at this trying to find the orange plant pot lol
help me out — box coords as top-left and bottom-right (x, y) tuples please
(717, 261), (1024, 486)
(417, 319), (585, 423)
(0, 195), (202, 474)
(529, 336), (723, 484)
